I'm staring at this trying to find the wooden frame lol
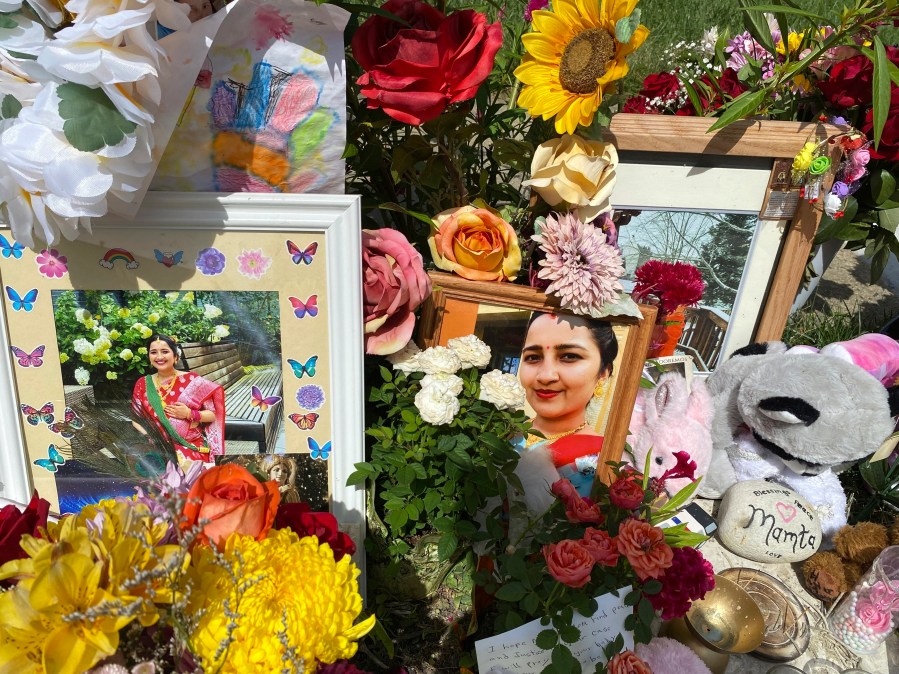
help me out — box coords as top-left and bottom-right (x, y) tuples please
(419, 271), (656, 484)
(0, 193), (365, 565)
(605, 114), (842, 343)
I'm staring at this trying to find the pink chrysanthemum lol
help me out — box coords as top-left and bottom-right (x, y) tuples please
(631, 260), (705, 315)
(647, 546), (715, 620)
(531, 213), (624, 316)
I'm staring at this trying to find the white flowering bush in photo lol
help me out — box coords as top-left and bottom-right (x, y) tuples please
(353, 335), (531, 560)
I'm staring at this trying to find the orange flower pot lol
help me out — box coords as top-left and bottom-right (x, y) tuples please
(647, 307), (686, 359)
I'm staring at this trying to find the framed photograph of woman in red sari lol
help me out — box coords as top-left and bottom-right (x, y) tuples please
(418, 272), (656, 484)
(0, 193), (364, 554)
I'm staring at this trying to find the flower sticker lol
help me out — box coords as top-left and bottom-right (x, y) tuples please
(35, 248), (68, 278)
(237, 249), (272, 280)
(196, 247), (226, 276)
(296, 385), (325, 411)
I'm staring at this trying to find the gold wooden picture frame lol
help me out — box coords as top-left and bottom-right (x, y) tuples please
(419, 271), (656, 483)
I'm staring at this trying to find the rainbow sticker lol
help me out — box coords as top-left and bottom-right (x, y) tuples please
(99, 248), (139, 270)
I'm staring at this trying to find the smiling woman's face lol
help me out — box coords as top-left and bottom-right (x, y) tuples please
(519, 314), (605, 429)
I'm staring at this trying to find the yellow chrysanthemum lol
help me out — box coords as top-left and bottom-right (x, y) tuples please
(186, 529), (375, 673)
(515, 0), (649, 134)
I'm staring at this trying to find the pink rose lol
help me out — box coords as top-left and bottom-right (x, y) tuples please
(581, 527), (619, 567)
(362, 228), (432, 355)
(565, 495), (603, 525)
(856, 598), (892, 633)
(543, 539), (595, 588)
(609, 477), (645, 510)
(551, 478), (579, 506)
(608, 651), (652, 674)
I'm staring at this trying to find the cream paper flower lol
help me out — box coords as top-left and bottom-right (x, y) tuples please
(420, 373), (464, 397)
(414, 386), (460, 426)
(523, 134), (618, 223)
(447, 334), (491, 369)
(387, 340), (423, 373)
(478, 370), (526, 411)
(416, 346), (462, 375)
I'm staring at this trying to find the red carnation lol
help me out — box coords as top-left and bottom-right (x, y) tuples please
(647, 546), (716, 619)
(631, 260), (705, 316)
(274, 502), (356, 561)
(0, 492), (50, 571)
(350, 0), (502, 125)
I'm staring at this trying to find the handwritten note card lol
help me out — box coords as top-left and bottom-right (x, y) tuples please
(475, 589), (633, 673)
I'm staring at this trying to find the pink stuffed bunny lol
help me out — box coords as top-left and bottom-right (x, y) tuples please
(628, 372), (714, 495)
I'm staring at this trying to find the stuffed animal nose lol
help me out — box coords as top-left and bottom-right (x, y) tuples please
(758, 396), (820, 425)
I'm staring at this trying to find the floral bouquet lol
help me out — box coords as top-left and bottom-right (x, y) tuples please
(630, 259), (705, 357)
(0, 462), (373, 674)
(354, 335), (531, 560)
(477, 454), (714, 673)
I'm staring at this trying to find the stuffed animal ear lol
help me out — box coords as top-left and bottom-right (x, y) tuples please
(730, 341), (788, 358)
(758, 396), (821, 425)
(648, 374), (688, 423)
(685, 379), (713, 428)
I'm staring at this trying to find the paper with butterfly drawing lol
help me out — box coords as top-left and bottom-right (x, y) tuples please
(0, 223), (337, 515)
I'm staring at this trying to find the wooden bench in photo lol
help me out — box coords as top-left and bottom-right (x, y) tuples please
(677, 307), (729, 372)
(179, 341), (283, 452)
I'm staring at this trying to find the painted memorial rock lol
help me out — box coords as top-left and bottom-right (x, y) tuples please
(717, 481), (822, 563)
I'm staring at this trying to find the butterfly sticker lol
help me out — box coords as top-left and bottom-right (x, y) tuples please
(10, 345), (45, 367)
(250, 385), (282, 412)
(5, 286), (38, 312)
(289, 295), (318, 319)
(0, 234), (24, 259)
(48, 407), (84, 438)
(289, 412), (319, 431)
(287, 356), (318, 379)
(286, 240), (318, 265)
(308, 436), (331, 460)
(154, 249), (184, 268)
(21, 402), (54, 426)
(33, 444), (66, 473)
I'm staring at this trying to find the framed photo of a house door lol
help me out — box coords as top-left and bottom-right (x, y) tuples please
(604, 114), (841, 371)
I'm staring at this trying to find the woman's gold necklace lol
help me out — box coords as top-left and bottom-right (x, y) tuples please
(525, 421), (587, 448)
(154, 374), (178, 398)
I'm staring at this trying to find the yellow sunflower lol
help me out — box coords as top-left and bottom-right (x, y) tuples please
(515, 0), (649, 134)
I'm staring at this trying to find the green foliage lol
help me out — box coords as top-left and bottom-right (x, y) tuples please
(0, 94), (21, 119)
(57, 83), (137, 152)
(782, 299), (886, 347)
(53, 290), (230, 396)
(358, 362), (531, 563)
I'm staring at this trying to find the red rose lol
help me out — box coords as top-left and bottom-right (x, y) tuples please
(273, 502), (356, 561)
(622, 96), (651, 114)
(543, 539), (595, 588)
(565, 495), (604, 525)
(609, 477), (645, 510)
(181, 464), (280, 548)
(863, 87), (899, 161)
(818, 47), (899, 110)
(550, 478), (579, 506)
(351, 0), (502, 125)
(677, 68), (748, 115)
(0, 492), (49, 570)
(640, 72), (680, 100)
(581, 527), (619, 567)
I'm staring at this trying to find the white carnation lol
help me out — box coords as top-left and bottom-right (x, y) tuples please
(416, 346), (461, 375)
(414, 386), (460, 426)
(447, 334), (491, 369)
(387, 340), (423, 373)
(478, 370), (526, 411)
(73, 338), (93, 355)
(421, 373), (464, 397)
(74, 367), (89, 386)
(213, 324), (230, 338)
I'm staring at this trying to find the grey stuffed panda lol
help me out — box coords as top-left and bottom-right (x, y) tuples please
(700, 341), (899, 538)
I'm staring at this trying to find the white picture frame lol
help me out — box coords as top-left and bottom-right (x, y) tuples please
(0, 193), (365, 561)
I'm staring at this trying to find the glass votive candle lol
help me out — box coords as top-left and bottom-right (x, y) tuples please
(828, 545), (899, 655)
(803, 659), (841, 674)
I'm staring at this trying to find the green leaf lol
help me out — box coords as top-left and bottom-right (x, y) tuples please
(536, 629), (558, 650)
(523, 592), (540, 615)
(368, 617), (395, 659)
(378, 365), (393, 383)
(738, 0), (777, 54)
(708, 89), (768, 131)
(437, 532), (458, 561)
(57, 83), (137, 152)
(870, 245), (891, 283)
(871, 169), (898, 207)
(740, 4), (827, 23)
(495, 582), (527, 602)
(379, 202), (436, 229)
(0, 14), (16, 29)
(642, 579), (662, 595)
(879, 207), (899, 235)
(423, 489), (441, 512)
(870, 36), (891, 151)
(345, 470), (369, 487)
(551, 644), (579, 674)
(558, 624), (581, 644)
(0, 94), (21, 120)
(614, 9), (641, 45)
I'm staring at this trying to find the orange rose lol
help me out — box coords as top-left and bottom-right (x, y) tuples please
(608, 650), (652, 674)
(616, 518), (673, 581)
(181, 464), (280, 548)
(581, 527), (619, 567)
(543, 539), (595, 588)
(428, 204), (521, 281)
(565, 495), (603, 525)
